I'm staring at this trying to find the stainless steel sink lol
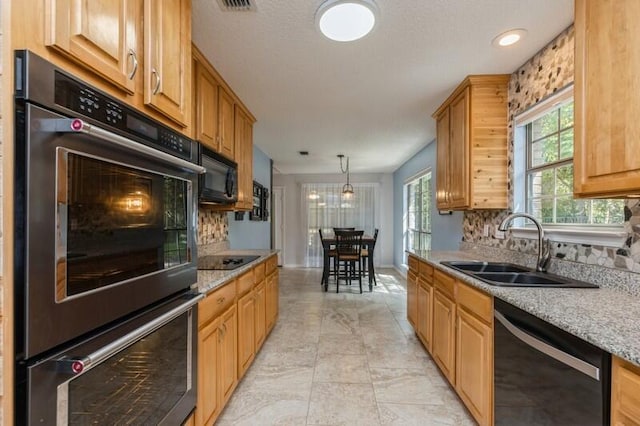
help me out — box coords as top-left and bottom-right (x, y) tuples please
(441, 261), (598, 288)
(441, 261), (529, 273)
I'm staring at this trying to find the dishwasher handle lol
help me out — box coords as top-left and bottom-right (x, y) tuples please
(494, 310), (600, 381)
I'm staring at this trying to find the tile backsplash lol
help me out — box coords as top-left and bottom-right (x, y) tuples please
(462, 25), (640, 274)
(197, 209), (229, 246)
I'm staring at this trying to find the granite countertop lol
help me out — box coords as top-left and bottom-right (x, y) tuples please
(194, 249), (278, 294)
(408, 249), (640, 367)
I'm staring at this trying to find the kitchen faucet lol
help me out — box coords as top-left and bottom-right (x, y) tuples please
(498, 212), (551, 273)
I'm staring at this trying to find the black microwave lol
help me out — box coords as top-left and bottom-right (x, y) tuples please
(198, 145), (238, 204)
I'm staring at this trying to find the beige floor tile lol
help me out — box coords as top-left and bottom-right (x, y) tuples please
(318, 333), (366, 356)
(314, 353), (371, 384)
(377, 403), (476, 425)
(370, 367), (447, 405)
(307, 382), (380, 425)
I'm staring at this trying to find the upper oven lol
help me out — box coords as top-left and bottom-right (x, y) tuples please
(14, 50), (205, 359)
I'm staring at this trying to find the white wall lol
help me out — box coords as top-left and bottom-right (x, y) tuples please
(272, 172), (394, 267)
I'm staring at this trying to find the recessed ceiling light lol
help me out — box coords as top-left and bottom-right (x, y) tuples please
(492, 29), (527, 47)
(316, 0), (378, 42)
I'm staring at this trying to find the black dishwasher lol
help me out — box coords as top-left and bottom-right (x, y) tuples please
(494, 299), (610, 425)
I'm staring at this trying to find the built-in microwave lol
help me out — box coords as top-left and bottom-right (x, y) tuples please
(198, 145), (238, 204)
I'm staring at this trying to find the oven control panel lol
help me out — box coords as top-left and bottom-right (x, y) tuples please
(54, 72), (193, 162)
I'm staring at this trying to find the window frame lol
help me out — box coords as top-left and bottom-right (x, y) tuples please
(511, 85), (626, 247)
(404, 169), (432, 256)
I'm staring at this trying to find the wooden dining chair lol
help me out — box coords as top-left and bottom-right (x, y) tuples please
(361, 229), (378, 286)
(318, 228), (336, 287)
(333, 227), (355, 233)
(334, 230), (364, 293)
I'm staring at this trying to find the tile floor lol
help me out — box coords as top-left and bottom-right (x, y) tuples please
(216, 267), (475, 425)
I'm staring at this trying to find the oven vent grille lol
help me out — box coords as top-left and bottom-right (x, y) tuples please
(217, 0), (256, 11)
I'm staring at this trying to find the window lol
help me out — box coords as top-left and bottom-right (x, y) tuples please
(514, 86), (624, 236)
(405, 171), (432, 253)
(302, 183), (378, 267)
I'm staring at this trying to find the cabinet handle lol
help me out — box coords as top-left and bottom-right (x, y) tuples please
(151, 68), (161, 94)
(217, 297), (225, 304)
(127, 49), (138, 80)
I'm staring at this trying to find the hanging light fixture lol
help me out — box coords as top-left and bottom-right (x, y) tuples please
(338, 154), (354, 199)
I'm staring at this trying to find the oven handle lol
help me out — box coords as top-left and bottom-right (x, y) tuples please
(47, 118), (206, 175)
(57, 292), (203, 376)
(494, 310), (600, 381)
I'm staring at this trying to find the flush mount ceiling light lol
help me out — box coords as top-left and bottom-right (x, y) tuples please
(316, 0), (378, 42)
(492, 28), (527, 47)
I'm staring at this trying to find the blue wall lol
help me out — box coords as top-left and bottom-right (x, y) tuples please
(227, 145), (272, 249)
(392, 140), (463, 268)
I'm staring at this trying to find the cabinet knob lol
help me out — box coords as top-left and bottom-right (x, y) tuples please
(151, 68), (161, 94)
(127, 49), (138, 80)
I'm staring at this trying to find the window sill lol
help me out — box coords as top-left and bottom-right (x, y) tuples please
(509, 226), (628, 248)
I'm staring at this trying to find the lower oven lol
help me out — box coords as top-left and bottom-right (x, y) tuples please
(20, 291), (202, 425)
(494, 299), (611, 425)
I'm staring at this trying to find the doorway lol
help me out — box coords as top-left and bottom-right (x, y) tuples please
(272, 186), (285, 266)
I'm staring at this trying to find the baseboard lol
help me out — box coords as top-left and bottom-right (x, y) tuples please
(393, 264), (408, 277)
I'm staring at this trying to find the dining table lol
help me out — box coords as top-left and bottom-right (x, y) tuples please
(320, 231), (376, 292)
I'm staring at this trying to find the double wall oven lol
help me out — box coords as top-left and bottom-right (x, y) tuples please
(14, 51), (204, 425)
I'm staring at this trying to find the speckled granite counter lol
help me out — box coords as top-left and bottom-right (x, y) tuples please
(194, 250), (278, 294)
(407, 249), (640, 367)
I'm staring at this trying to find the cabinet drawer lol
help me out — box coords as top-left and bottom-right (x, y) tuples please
(457, 282), (492, 324)
(434, 269), (456, 299)
(237, 271), (254, 297)
(199, 281), (236, 328)
(408, 255), (419, 273)
(266, 255), (277, 273)
(419, 261), (434, 282)
(254, 262), (265, 284)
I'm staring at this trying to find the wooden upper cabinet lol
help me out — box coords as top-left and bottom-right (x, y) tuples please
(219, 87), (236, 160)
(433, 75), (509, 210)
(44, 0), (140, 94)
(574, 0), (640, 197)
(234, 106), (254, 211)
(194, 60), (219, 151)
(144, 0), (190, 126)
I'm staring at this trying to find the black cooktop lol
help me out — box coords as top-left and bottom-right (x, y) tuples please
(197, 255), (260, 271)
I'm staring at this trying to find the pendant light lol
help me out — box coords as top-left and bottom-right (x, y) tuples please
(338, 154), (354, 199)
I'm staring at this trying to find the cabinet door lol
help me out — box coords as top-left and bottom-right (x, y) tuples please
(219, 87), (236, 160)
(456, 308), (493, 426)
(45, 0), (139, 94)
(219, 305), (237, 406)
(237, 291), (255, 378)
(574, 0), (640, 197)
(144, 0), (190, 126)
(194, 61), (219, 151)
(234, 107), (254, 210)
(266, 272), (278, 332)
(611, 356), (640, 426)
(197, 319), (221, 426)
(432, 289), (456, 384)
(448, 88), (470, 208)
(435, 108), (451, 209)
(406, 271), (418, 327)
(416, 279), (432, 352)
(254, 281), (266, 351)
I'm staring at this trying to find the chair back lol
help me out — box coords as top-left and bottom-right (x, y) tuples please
(333, 227), (355, 233)
(370, 229), (379, 249)
(319, 228), (331, 250)
(335, 230), (364, 258)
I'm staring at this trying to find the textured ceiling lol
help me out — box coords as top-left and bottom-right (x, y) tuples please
(192, 0), (573, 174)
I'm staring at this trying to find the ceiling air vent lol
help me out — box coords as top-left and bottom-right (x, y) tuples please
(217, 0), (256, 11)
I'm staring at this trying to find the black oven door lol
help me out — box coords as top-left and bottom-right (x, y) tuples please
(22, 292), (201, 426)
(17, 103), (199, 359)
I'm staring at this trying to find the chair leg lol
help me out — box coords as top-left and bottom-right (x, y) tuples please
(358, 259), (362, 293)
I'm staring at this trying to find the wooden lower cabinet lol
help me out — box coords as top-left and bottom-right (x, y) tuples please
(416, 277), (433, 352)
(266, 270), (279, 333)
(432, 289), (456, 384)
(406, 270), (418, 327)
(219, 305), (238, 405)
(409, 259), (494, 425)
(237, 289), (256, 379)
(612, 356), (640, 426)
(456, 307), (493, 426)
(254, 280), (266, 351)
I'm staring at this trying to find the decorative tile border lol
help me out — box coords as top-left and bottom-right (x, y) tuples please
(197, 209), (229, 246)
(462, 25), (640, 276)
